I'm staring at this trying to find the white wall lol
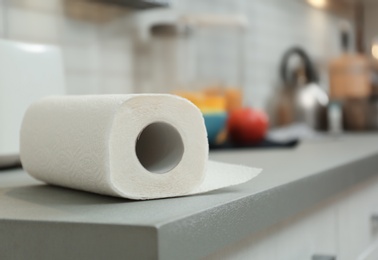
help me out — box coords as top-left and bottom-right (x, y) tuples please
(0, 0), (133, 95)
(172, 0), (350, 109)
(0, 0), (352, 110)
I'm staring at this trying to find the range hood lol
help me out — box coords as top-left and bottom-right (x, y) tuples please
(91, 0), (170, 9)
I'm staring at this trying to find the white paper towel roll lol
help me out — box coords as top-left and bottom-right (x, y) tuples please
(20, 94), (261, 200)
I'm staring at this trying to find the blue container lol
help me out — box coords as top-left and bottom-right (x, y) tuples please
(203, 112), (227, 145)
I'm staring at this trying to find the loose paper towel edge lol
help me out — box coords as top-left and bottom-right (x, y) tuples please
(131, 161), (261, 200)
(186, 160), (262, 196)
(115, 160), (261, 200)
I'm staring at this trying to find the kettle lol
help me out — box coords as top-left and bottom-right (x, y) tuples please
(274, 47), (328, 130)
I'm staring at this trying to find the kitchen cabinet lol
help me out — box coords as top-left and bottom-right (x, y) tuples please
(93, 0), (169, 9)
(206, 175), (378, 260)
(337, 176), (378, 260)
(205, 197), (338, 260)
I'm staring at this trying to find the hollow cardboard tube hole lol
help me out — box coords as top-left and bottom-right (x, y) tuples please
(135, 122), (184, 174)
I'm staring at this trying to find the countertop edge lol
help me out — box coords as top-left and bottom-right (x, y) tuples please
(0, 219), (159, 260)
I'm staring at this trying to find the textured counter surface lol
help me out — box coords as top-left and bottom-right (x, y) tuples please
(1, 134), (378, 259)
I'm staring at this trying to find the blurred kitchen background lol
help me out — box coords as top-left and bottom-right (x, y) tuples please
(3, 0), (378, 157)
(0, 0), (358, 99)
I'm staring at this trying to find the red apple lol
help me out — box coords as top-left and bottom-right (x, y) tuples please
(227, 107), (268, 145)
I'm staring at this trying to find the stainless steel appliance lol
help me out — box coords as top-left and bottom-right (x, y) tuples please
(273, 47), (329, 130)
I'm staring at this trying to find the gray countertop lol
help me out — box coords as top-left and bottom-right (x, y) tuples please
(1, 134), (378, 260)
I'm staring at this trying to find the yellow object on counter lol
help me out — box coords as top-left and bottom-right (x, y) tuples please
(173, 91), (205, 108)
(174, 91), (226, 113)
(175, 89), (229, 145)
(202, 86), (243, 112)
(224, 88), (243, 112)
(201, 96), (226, 112)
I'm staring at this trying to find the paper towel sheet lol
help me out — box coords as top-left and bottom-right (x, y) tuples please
(20, 94), (261, 200)
(190, 161), (261, 195)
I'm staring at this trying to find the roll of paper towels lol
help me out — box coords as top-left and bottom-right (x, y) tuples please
(20, 94), (261, 200)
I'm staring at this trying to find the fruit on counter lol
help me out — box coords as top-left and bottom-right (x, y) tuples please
(227, 107), (268, 144)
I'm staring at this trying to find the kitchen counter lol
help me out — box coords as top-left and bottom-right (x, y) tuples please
(1, 134), (378, 260)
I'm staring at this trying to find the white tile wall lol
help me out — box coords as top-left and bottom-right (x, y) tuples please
(6, 7), (61, 44)
(59, 19), (99, 46)
(128, 0), (352, 109)
(98, 16), (134, 94)
(242, 0), (347, 108)
(62, 45), (100, 72)
(0, 0), (353, 109)
(7, 0), (64, 13)
(99, 76), (132, 94)
(65, 73), (100, 95)
(0, 0), (132, 96)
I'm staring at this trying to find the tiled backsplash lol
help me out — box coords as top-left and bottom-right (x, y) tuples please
(0, 0), (352, 110)
(0, 0), (133, 96)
